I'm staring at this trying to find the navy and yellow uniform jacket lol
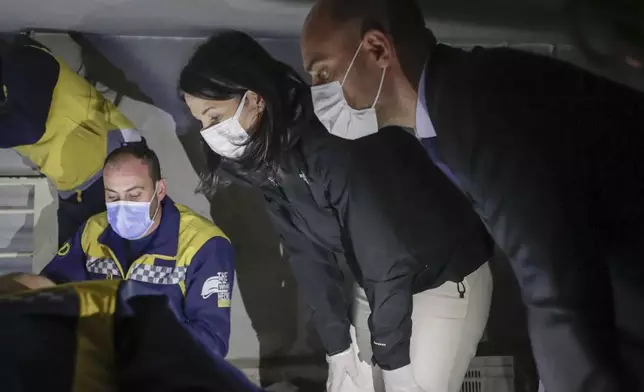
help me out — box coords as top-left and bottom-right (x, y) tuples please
(40, 197), (234, 357)
(0, 280), (263, 392)
(0, 36), (141, 198)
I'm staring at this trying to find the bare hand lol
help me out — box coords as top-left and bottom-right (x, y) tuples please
(0, 273), (55, 294)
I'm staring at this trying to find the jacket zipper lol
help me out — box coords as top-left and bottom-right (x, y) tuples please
(457, 281), (466, 299)
(103, 246), (126, 280)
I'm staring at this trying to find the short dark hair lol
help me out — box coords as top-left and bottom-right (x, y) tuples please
(104, 143), (162, 183)
(321, 0), (431, 50)
(179, 30), (310, 196)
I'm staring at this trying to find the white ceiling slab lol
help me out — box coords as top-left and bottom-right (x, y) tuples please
(0, 0), (569, 41)
(0, 0), (308, 36)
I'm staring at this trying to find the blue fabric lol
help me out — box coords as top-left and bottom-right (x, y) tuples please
(121, 228), (157, 272)
(115, 280), (262, 392)
(57, 177), (107, 247)
(42, 222), (90, 284)
(181, 236), (234, 356)
(0, 281), (261, 392)
(41, 197), (234, 357)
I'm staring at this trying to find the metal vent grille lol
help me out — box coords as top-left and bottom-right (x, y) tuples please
(461, 369), (483, 392)
(460, 356), (515, 392)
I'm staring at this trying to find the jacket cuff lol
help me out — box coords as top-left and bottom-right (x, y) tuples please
(373, 342), (411, 371)
(322, 325), (352, 357)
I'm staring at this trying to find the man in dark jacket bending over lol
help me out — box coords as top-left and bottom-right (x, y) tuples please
(301, 0), (644, 391)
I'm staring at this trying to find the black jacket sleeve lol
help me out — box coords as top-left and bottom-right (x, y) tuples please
(316, 128), (479, 371)
(263, 197), (352, 356)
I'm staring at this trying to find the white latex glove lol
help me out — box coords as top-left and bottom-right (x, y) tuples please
(382, 364), (425, 392)
(326, 346), (368, 392)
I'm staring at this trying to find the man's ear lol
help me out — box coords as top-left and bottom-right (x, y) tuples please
(157, 179), (167, 201)
(362, 29), (394, 69)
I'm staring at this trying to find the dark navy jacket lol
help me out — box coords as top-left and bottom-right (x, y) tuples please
(419, 43), (644, 391)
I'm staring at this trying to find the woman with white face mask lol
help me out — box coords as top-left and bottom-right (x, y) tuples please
(180, 31), (494, 392)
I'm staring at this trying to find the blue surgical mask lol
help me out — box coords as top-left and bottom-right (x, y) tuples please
(106, 186), (161, 240)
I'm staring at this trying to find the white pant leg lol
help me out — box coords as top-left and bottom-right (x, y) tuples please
(349, 262), (492, 392)
(411, 262), (493, 392)
(352, 289), (383, 392)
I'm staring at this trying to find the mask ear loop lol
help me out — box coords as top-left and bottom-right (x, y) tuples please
(341, 41), (364, 87)
(371, 67), (386, 108)
(233, 91), (250, 120)
(149, 182), (162, 222)
(230, 91), (253, 148)
(132, 182), (162, 240)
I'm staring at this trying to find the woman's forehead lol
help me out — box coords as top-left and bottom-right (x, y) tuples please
(185, 94), (238, 113)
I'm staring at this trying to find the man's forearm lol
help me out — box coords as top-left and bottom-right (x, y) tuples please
(0, 273), (29, 294)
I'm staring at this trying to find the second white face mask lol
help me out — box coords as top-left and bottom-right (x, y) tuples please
(200, 91), (250, 159)
(311, 41), (386, 140)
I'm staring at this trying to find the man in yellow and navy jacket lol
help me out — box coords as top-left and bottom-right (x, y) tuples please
(0, 33), (143, 245)
(40, 144), (234, 357)
(0, 278), (263, 392)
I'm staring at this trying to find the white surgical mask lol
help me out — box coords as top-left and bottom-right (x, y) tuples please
(311, 41), (386, 140)
(200, 91), (250, 159)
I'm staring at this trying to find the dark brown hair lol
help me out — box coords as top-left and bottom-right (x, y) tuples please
(179, 30), (309, 195)
(104, 143), (162, 183)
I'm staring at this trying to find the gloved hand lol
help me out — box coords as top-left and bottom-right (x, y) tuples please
(326, 346), (368, 392)
(382, 364), (425, 392)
